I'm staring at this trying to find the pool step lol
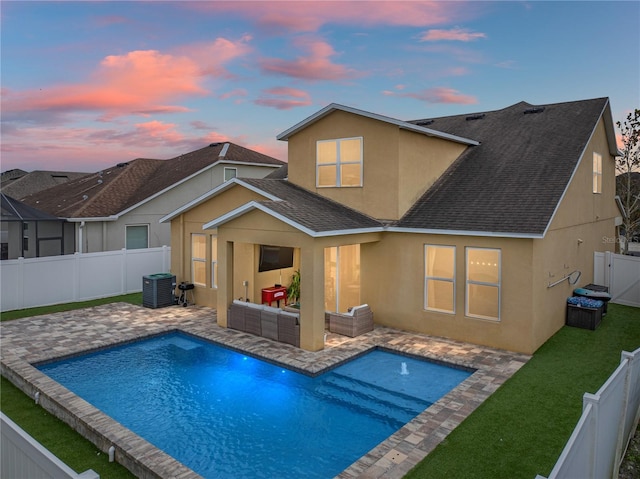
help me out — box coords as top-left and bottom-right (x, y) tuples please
(314, 373), (431, 427)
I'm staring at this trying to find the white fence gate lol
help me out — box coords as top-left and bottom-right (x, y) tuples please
(0, 246), (171, 312)
(536, 347), (640, 479)
(594, 251), (640, 307)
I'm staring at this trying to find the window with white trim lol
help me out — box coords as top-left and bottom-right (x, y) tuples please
(424, 245), (455, 313)
(210, 235), (218, 288)
(125, 224), (148, 249)
(192, 234), (206, 286)
(466, 247), (501, 321)
(316, 137), (363, 187)
(224, 167), (237, 182)
(593, 152), (602, 194)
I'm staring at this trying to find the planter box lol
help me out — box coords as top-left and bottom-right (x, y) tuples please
(566, 304), (603, 330)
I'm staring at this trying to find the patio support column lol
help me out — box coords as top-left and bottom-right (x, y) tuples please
(217, 240), (234, 328)
(299, 243), (325, 351)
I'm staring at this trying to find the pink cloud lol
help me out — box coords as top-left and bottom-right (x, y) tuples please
(2, 37), (252, 121)
(259, 38), (359, 81)
(220, 88), (249, 100)
(193, 2), (470, 33)
(385, 87), (477, 105)
(254, 86), (312, 110)
(419, 28), (487, 42)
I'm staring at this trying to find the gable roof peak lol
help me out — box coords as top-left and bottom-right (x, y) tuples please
(277, 103), (479, 146)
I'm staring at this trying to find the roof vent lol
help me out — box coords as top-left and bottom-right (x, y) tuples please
(466, 113), (485, 121)
(416, 120), (434, 126)
(524, 106), (545, 114)
(209, 142), (220, 147)
(82, 195), (89, 200)
(116, 162), (129, 168)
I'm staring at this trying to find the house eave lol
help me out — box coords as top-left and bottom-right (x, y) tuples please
(203, 201), (385, 238)
(277, 103), (479, 146)
(387, 226), (544, 239)
(66, 216), (118, 222)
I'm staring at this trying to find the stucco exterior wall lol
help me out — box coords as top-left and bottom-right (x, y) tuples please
(530, 117), (617, 349)
(397, 129), (467, 217)
(286, 110), (464, 220)
(362, 232), (537, 353)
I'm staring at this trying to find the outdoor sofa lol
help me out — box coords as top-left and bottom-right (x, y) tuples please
(228, 300), (300, 347)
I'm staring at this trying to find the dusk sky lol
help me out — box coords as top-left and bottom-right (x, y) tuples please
(2, 1), (639, 173)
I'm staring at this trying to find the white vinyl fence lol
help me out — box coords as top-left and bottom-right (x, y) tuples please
(536, 347), (640, 479)
(0, 246), (171, 312)
(1, 412), (99, 479)
(594, 251), (640, 307)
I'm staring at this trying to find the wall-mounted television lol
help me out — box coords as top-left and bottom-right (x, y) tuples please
(258, 245), (294, 272)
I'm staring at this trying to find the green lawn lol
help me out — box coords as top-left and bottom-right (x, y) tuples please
(1, 296), (639, 478)
(406, 303), (640, 479)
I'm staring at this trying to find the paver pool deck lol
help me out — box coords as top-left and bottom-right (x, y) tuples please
(1, 303), (530, 479)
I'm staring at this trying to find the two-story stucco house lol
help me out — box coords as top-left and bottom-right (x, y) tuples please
(22, 142), (284, 254)
(161, 98), (619, 354)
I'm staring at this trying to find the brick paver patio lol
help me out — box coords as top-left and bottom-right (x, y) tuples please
(1, 303), (530, 478)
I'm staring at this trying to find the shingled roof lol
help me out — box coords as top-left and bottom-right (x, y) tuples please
(21, 143), (284, 218)
(1, 169), (89, 200)
(193, 178), (383, 236)
(394, 97), (615, 236)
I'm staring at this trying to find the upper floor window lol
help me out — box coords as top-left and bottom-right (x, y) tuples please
(224, 167), (237, 182)
(316, 137), (363, 187)
(592, 152), (602, 194)
(125, 224), (148, 250)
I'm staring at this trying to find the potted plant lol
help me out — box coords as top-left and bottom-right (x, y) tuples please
(287, 270), (300, 307)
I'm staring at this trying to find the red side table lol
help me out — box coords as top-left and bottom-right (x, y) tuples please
(261, 286), (287, 307)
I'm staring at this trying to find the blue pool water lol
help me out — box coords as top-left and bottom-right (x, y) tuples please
(38, 332), (472, 479)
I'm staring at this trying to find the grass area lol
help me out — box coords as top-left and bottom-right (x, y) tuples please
(1, 377), (136, 479)
(1, 297), (638, 478)
(1, 294), (142, 478)
(0, 293), (142, 322)
(406, 303), (640, 479)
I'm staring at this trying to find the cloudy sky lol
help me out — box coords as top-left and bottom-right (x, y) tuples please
(2, 1), (638, 173)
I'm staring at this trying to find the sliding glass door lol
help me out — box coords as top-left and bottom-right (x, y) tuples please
(324, 244), (360, 313)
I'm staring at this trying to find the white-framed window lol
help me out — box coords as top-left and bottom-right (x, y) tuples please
(125, 224), (148, 249)
(424, 245), (455, 313)
(593, 152), (602, 194)
(224, 167), (237, 182)
(466, 247), (501, 321)
(210, 235), (218, 288)
(192, 234), (206, 286)
(316, 137), (363, 187)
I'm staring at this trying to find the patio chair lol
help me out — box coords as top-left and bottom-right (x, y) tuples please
(329, 304), (373, 337)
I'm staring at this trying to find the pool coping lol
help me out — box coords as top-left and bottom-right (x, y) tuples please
(0, 303), (530, 479)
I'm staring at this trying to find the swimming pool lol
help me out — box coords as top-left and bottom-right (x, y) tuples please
(38, 331), (472, 478)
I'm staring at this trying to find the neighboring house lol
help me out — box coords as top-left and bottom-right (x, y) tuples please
(21, 143), (285, 254)
(1, 169), (89, 259)
(1, 169), (90, 199)
(0, 194), (74, 260)
(161, 98), (619, 354)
